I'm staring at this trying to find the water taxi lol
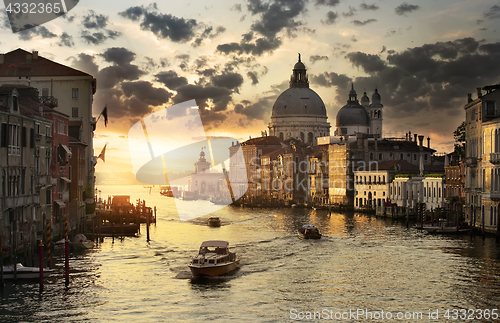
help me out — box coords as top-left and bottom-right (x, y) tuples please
(189, 241), (239, 276)
(298, 224), (322, 239)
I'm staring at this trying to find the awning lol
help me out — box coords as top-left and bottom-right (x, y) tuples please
(54, 200), (65, 208)
(60, 144), (72, 156)
(60, 177), (71, 183)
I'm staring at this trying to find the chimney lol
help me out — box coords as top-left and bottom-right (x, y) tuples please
(427, 137), (430, 148)
(414, 133), (417, 142)
(409, 131), (412, 141)
(0, 54), (4, 64)
(477, 88), (482, 98)
(467, 93), (472, 103)
(32, 51), (38, 59)
(418, 135), (424, 150)
(405, 132), (408, 141)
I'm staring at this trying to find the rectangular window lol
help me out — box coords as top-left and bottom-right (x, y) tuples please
(8, 124), (20, 155)
(72, 88), (79, 99)
(46, 125), (51, 136)
(72, 107), (79, 118)
(58, 120), (65, 135)
(486, 101), (495, 116)
(13, 96), (18, 111)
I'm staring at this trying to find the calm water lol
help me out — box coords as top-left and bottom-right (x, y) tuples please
(1, 185), (499, 322)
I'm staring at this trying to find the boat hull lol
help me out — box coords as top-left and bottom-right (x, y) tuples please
(298, 232), (322, 240)
(189, 259), (240, 276)
(419, 226), (469, 234)
(2, 264), (54, 280)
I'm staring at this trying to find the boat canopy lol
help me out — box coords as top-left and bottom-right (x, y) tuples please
(200, 240), (229, 248)
(301, 224), (316, 229)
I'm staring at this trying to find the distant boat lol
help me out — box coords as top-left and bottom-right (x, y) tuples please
(160, 185), (174, 197)
(208, 217), (221, 227)
(210, 196), (233, 205)
(189, 241), (239, 276)
(298, 224), (322, 240)
(418, 224), (469, 234)
(2, 263), (55, 280)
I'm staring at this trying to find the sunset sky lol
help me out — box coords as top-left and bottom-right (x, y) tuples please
(1, 0), (499, 174)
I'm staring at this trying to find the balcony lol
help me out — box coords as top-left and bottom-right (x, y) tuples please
(35, 133), (42, 141)
(4, 195), (40, 208)
(491, 191), (500, 200)
(46, 135), (52, 143)
(39, 96), (58, 108)
(465, 157), (478, 167)
(490, 153), (500, 164)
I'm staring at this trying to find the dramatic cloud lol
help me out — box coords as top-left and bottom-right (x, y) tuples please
(18, 26), (57, 40)
(121, 81), (172, 106)
(324, 11), (338, 25)
(395, 3), (420, 16)
(97, 48), (146, 89)
(315, 0), (340, 6)
(192, 25), (226, 47)
(82, 10), (108, 29)
(218, 0), (307, 57)
(81, 30), (121, 45)
(341, 38), (500, 121)
(484, 5), (500, 20)
(352, 19), (377, 26)
(310, 55), (329, 63)
(247, 71), (259, 84)
(119, 5), (199, 42)
(58, 32), (74, 47)
(69, 53), (99, 77)
(234, 97), (272, 120)
(155, 70), (189, 90)
(211, 72), (244, 91)
(360, 3), (379, 11)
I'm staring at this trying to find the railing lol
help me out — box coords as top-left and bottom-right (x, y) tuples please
(490, 153), (500, 164)
(35, 133), (42, 141)
(465, 157), (478, 167)
(491, 191), (500, 200)
(39, 96), (58, 107)
(46, 135), (52, 142)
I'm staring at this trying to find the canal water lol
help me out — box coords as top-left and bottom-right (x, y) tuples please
(1, 185), (499, 322)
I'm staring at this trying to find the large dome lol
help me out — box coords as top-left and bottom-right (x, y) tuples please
(272, 87), (327, 117)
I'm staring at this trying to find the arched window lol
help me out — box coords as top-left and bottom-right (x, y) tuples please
(279, 132), (284, 140)
(300, 132), (305, 142)
(308, 132), (313, 144)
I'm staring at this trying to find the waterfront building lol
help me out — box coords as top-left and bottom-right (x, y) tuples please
(0, 49), (97, 213)
(68, 120), (88, 232)
(465, 82), (500, 233)
(268, 55), (330, 144)
(187, 149), (225, 199)
(444, 154), (466, 218)
(306, 145), (329, 206)
(0, 85), (53, 255)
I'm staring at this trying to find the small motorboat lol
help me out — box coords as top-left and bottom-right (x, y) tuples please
(298, 224), (322, 239)
(2, 263), (55, 280)
(189, 241), (239, 276)
(55, 234), (94, 250)
(208, 217), (221, 227)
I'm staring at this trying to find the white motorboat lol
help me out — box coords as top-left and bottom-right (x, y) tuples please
(189, 241), (239, 276)
(2, 263), (55, 280)
(55, 234), (94, 250)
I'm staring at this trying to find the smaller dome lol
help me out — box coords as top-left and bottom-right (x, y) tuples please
(336, 103), (370, 127)
(294, 60), (305, 70)
(372, 88), (381, 101)
(361, 92), (369, 103)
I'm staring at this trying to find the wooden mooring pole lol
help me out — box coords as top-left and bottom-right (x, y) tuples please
(38, 240), (44, 293)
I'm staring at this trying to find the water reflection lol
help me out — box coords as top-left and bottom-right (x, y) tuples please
(1, 185), (499, 322)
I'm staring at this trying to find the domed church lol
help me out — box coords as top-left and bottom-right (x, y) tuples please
(268, 54), (330, 144)
(335, 84), (384, 137)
